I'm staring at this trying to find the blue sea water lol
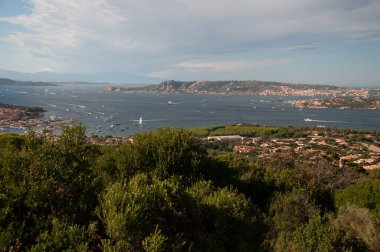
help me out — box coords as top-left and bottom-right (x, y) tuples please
(0, 83), (379, 136)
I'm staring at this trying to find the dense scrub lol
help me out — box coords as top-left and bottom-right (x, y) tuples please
(0, 125), (379, 251)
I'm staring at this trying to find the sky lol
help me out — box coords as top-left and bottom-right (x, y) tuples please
(0, 0), (380, 86)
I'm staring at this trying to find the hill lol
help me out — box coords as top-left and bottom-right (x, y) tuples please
(105, 80), (370, 96)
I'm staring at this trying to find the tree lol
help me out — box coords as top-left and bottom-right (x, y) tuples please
(335, 179), (380, 221)
(30, 219), (90, 252)
(267, 188), (319, 240)
(132, 127), (207, 178)
(98, 173), (184, 251)
(335, 205), (379, 251)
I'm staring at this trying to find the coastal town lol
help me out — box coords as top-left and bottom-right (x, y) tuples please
(0, 104), (75, 133)
(81, 124), (380, 171)
(205, 127), (380, 171)
(292, 96), (380, 110)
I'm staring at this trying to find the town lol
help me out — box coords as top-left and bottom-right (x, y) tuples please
(230, 132), (379, 170)
(0, 104), (75, 133)
(204, 126), (380, 171)
(82, 124), (380, 171)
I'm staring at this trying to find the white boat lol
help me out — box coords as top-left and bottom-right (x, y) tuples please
(304, 118), (313, 122)
(133, 116), (156, 125)
(168, 101), (174, 105)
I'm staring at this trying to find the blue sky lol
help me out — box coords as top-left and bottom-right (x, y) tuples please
(0, 0), (380, 86)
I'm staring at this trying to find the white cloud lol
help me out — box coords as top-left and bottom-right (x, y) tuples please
(145, 58), (294, 80)
(0, 0), (134, 70)
(146, 70), (173, 79)
(175, 61), (251, 73)
(175, 59), (294, 72)
(0, 0), (379, 73)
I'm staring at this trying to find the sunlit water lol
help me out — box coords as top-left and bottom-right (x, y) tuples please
(1, 83), (379, 136)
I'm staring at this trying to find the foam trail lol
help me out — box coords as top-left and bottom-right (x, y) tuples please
(55, 102), (86, 108)
(131, 119), (165, 122)
(305, 118), (359, 124)
(308, 119), (351, 123)
(168, 100), (196, 105)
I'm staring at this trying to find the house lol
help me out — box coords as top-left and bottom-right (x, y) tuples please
(233, 145), (256, 153)
(207, 135), (245, 142)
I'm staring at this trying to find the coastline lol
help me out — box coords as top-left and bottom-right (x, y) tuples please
(0, 104), (75, 133)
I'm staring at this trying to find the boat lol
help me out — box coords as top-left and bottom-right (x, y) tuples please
(133, 116), (152, 126)
(304, 118), (313, 122)
(168, 101), (174, 105)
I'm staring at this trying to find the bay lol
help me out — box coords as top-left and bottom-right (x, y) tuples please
(0, 83), (379, 136)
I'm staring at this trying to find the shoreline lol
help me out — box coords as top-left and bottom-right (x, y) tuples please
(0, 104), (75, 133)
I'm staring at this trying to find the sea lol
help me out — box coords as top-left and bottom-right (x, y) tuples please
(1, 83), (379, 136)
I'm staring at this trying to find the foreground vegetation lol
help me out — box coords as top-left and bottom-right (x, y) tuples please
(0, 125), (379, 251)
(188, 124), (300, 138)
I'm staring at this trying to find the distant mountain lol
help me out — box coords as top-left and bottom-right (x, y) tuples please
(0, 78), (57, 86)
(105, 79), (371, 96)
(0, 69), (161, 84)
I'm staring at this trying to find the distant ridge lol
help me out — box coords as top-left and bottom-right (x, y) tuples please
(0, 68), (160, 84)
(105, 80), (373, 96)
(0, 78), (57, 86)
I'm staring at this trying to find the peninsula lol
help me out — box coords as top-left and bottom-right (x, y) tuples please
(105, 80), (373, 97)
(292, 96), (380, 110)
(0, 103), (74, 132)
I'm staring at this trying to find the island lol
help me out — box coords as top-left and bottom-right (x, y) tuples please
(104, 79), (375, 97)
(292, 96), (380, 110)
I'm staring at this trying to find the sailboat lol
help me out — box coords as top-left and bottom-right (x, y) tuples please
(133, 116), (158, 126)
(133, 116), (144, 126)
